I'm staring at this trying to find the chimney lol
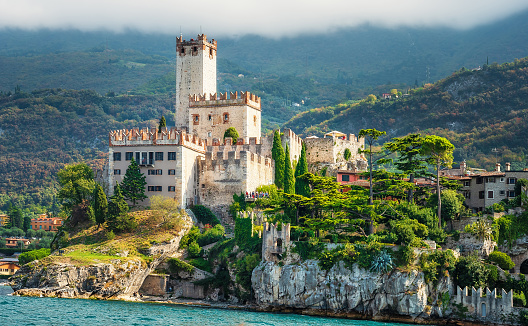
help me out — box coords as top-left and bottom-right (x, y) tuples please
(506, 162), (511, 171)
(495, 163), (501, 172)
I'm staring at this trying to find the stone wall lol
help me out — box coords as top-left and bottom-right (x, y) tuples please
(444, 233), (496, 258)
(139, 274), (167, 296)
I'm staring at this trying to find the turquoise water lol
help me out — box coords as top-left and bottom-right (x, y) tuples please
(0, 286), (420, 326)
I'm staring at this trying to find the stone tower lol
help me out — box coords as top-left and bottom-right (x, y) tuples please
(175, 34), (217, 130)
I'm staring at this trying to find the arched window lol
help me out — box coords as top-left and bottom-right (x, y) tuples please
(520, 259), (528, 274)
(481, 302), (486, 317)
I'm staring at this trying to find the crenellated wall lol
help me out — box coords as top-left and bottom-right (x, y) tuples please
(109, 127), (206, 153)
(455, 286), (513, 318)
(199, 150), (273, 219)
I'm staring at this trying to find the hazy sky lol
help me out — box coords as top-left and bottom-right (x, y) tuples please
(1, 0), (528, 37)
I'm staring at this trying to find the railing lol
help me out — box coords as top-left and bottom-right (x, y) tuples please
(139, 159), (155, 166)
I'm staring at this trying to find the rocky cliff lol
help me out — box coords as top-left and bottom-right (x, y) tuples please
(10, 214), (193, 299)
(252, 260), (451, 321)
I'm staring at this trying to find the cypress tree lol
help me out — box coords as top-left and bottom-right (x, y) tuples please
(158, 116), (166, 133)
(23, 215), (31, 232)
(93, 183), (108, 225)
(108, 183), (129, 222)
(294, 143), (310, 197)
(283, 144), (295, 194)
(271, 130), (285, 189)
(121, 158), (147, 206)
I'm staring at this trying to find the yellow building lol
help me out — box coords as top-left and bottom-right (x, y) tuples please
(0, 214), (8, 226)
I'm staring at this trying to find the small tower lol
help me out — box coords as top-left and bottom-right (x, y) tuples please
(262, 222), (290, 262)
(175, 34), (217, 131)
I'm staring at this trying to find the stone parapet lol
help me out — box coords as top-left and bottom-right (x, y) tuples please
(189, 91), (261, 110)
(109, 127), (206, 153)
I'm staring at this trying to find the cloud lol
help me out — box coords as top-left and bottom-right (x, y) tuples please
(1, 0), (527, 38)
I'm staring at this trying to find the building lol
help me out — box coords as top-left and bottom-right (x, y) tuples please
(0, 214), (8, 226)
(5, 238), (30, 249)
(0, 259), (20, 276)
(107, 34), (366, 217)
(30, 214), (63, 232)
(444, 162), (528, 212)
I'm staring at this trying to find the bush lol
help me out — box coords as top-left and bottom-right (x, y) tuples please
(420, 250), (456, 285)
(167, 258), (194, 275)
(396, 245), (416, 266)
(197, 224), (225, 247)
(191, 205), (220, 226)
(514, 291), (526, 307)
(18, 248), (51, 265)
(488, 251), (515, 270)
(109, 214), (137, 233)
(187, 241), (202, 258)
(180, 226), (200, 248)
(454, 254), (497, 289)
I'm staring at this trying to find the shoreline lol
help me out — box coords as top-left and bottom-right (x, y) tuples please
(4, 286), (506, 326)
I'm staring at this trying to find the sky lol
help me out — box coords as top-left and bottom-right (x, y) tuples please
(1, 0), (528, 38)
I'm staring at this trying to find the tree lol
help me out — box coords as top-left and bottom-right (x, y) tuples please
(223, 127), (239, 144)
(8, 205), (23, 229)
(23, 214), (31, 232)
(93, 183), (108, 225)
(57, 163), (96, 213)
(421, 135), (454, 228)
(383, 134), (428, 203)
(283, 144), (295, 194)
(107, 183), (132, 232)
(158, 116), (166, 133)
(272, 130), (285, 189)
(295, 143), (310, 197)
(121, 158), (147, 206)
(358, 129), (386, 206)
(344, 148), (352, 160)
(427, 189), (464, 226)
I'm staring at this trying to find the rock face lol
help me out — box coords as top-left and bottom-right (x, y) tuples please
(252, 260), (452, 319)
(11, 214), (192, 299)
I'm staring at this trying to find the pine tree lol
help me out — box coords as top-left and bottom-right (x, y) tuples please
(271, 130), (285, 189)
(108, 184), (129, 221)
(294, 143), (310, 197)
(121, 158), (147, 206)
(283, 144), (295, 194)
(158, 116), (166, 133)
(93, 183), (108, 225)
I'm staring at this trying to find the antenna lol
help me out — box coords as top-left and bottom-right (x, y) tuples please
(179, 25), (182, 38)
(492, 148), (499, 163)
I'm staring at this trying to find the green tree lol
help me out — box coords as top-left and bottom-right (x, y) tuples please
(421, 135), (454, 228)
(294, 143), (310, 197)
(383, 134), (428, 203)
(57, 163), (96, 213)
(92, 183), (108, 226)
(107, 183), (132, 232)
(8, 205), (23, 229)
(223, 127), (239, 144)
(23, 214), (31, 232)
(427, 189), (464, 227)
(158, 116), (166, 133)
(344, 148), (352, 160)
(121, 158), (147, 206)
(358, 128), (386, 206)
(283, 144), (295, 194)
(272, 130), (285, 189)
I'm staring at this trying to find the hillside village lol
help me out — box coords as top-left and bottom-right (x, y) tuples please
(5, 34), (528, 326)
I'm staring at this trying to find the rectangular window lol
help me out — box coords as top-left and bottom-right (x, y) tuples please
(488, 191), (494, 199)
(342, 175), (350, 182)
(464, 181), (470, 187)
(168, 152), (176, 161)
(509, 190), (516, 197)
(147, 186), (162, 192)
(136, 151), (154, 165)
(148, 169), (162, 175)
(508, 177), (517, 184)
(125, 152), (133, 161)
(476, 177), (483, 184)
(155, 152), (164, 161)
(464, 191), (471, 199)
(479, 191), (485, 199)
(486, 177), (495, 183)
(114, 169), (121, 175)
(113, 152), (121, 161)
(168, 169), (176, 175)
(168, 186), (175, 192)
(500, 190), (505, 196)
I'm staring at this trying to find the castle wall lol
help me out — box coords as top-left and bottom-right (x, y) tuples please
(199, 151), (273, 216)
(304, 133), (364, 164)
(175, 34), (217, 130)
(188, 91), (261, 142)
(455, 286), (513, 318)
(260, 128), (302, 164)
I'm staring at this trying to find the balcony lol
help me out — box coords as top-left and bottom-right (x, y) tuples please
(139, 159), (155, 167)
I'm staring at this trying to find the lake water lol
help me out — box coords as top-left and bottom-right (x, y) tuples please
(0, 286), (422, 326)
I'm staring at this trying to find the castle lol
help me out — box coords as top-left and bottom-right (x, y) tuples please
(108, 34), (366, 217)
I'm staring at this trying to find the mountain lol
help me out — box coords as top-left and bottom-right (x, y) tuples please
(284, 58), (528, 170)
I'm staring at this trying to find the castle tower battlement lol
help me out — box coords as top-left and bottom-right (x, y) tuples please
(203, 150), (272, 170)
(189, 91), (261, 111)
(455, 286), (513, 318)
(109, 127), (206, 153)
(262, 222), (291, 262)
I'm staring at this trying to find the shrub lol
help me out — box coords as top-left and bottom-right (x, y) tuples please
(370, 251), (394, 273)
(488, 251), (515, 270)
(197, 224), (225, 247)
(420, 250), (456, 285)
(514, 291), (526, 307)
(180, 226), (200, 248)
(187, 241), (202, 258)
(396, 245), (416, 266)
(168, 258), (194, 275)
(191, 205), (220, 226)
(18, 248), (51, 265)
(454, 254), (496, 288)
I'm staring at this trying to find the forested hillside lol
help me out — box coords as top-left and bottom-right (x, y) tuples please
(0, 89), (175, 210)
(284, 58), (528, 170)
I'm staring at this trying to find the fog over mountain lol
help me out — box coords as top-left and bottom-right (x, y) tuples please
(1, 0), (528, 37)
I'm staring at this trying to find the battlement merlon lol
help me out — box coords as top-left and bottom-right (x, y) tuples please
(176, 34), (217, 52)
(188, 91), (261, 111)
(108, 127), (206, 153)
(204, 150), (272, 167)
